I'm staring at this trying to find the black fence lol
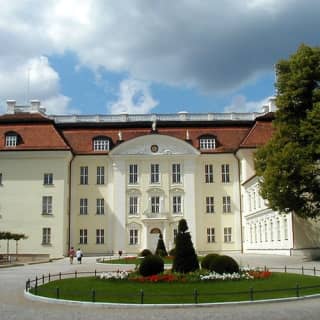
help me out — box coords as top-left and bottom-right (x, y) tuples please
(25, 266), (320, 304)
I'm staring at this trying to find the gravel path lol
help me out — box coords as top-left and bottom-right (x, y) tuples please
(1, 254), (320, 320)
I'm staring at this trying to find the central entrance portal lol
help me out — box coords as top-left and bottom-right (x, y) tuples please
(148, 228), (161, 252)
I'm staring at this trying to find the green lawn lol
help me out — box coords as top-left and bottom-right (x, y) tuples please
(30, 273), (320, 304)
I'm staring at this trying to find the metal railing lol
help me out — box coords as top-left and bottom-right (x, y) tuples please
(25, 266), (320, 304)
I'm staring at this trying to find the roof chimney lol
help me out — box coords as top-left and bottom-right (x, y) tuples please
(6, 100), (16, 114)
(268, 97), (276, 112)
(30, 100), (41, 113)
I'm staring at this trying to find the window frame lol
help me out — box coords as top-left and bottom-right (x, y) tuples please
(221, 164), (230, 183)
(128, 164), (138, 185)
(96, 166), (105, 185)
(42, 196), (53, 215)
(5, 133), (18, 147)
(222, 196), (231, 213)
(200, 137), (216, 150)
(80, 229), (88, 244)
(172, 195), (182, 214)
(205, 164), (214, 183)
(43, 173), (53, 185)
(96, 198), (105, 215)
(206, 196), (215, 213)
(80, 198), (88, 215)
(224, 227), (232, 243)
(207, 227), (215, 243)
(151, 196), (160, 213)
(42, 228), (51, 245)
(93, 137), (110, 151)
(150, 164), (160, 184)
(129, 196), (139, 216)
(172, 163), (182, 184)
(129, 229), (138, 245)
(96, 229), (105, 244)
(80, 166), (88, 185)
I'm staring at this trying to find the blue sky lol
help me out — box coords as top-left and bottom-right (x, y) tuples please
(0, 1), (319, 115)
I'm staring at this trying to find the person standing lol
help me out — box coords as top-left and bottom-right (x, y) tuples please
(69, 247), (75, 264)
(76, 248), (83, 264)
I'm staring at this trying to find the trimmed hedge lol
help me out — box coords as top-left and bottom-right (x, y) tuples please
(139, 255), (164, 277)
(139, 249), (153, 257)
(201, 254), (239, 274)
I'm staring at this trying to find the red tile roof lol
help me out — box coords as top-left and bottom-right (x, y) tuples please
(0, 123), (70, 151)
(240, 120), (274, 148)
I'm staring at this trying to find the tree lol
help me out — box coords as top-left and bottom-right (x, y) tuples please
(255, 44), (320, 219)
(172, 219), (199, 273)
(11, 233), (27, 260)
(155, 233), (168, 257)
(0, 232), (27, 260)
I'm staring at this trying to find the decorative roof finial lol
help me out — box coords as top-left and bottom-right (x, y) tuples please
(152, 119), (157, 132)
(186, 129), (190, 140)
(118, 130), (122, 141)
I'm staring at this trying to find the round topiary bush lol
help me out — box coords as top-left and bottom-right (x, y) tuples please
(139, 249), (152, 257)
(139, 255), (164, 277)
(201, 253), (220, 271)
(211, 255), (239, 274)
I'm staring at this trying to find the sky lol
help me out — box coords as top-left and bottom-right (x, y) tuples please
(0, 0), (319, 116)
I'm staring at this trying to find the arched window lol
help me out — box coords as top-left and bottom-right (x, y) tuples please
(92, 136), (110, 151)
(5, 131), (21, 147)
(198, 135), (217, 150)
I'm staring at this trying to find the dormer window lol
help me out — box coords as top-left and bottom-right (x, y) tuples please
(199, 135), (216, 150)
(93, 136), (110, 151)
(5, 132), (20, 147)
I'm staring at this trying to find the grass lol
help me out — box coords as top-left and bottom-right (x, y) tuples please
(30, 273), (320, 304)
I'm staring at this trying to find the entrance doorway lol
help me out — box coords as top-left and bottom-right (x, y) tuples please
(149, 228), (161, 252)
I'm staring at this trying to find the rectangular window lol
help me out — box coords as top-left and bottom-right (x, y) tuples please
(5, 135), (17, 147)
(284, 218), (288, 240)
(93, 139), (109, 151)
(221, 164), (230, 183)
(42, 228), (51, 245)
(206, 196), (215, 213)
(270, 221), (274, 241)
(248, 193), (252, 211)
(172, 196), (182, 214)
(80, 198), (88, 215)
(42, 196), (52, 215)
(224, 227), (232, 243)
(80, 166), (88, 185)
(172, 163), (181, 184)
(129, 229), (138, 245)
(129, 164), (138, 184)
(80, 229), (88, 244)
(96, 166), (105, 185)
(207, 228), (215, 243)
(223, 196), (231, 213)
(205, 164), (213, 183)
(43, 173), (53, 185)
(151, 196), (160, 213)
(96, 229), (104, 244)
(150, 164), (160, 184)
(96, 198), (105, 215)
(200, 138), (216, 149)
(277, 220), (281, 241)
(264, 222), (268, 242)
(250, 225), (253, 244)
(259, 224), (262, 242)
(129, 196), (139, 215)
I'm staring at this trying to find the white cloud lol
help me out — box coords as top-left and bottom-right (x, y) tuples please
(224, 95), (269, 113)
(0, 56), (72, 114)
(0, 0), (320, 109)
(108, 79), (158, 114)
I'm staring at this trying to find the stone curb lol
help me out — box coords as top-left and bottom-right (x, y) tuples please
(24, 290), (320, 309)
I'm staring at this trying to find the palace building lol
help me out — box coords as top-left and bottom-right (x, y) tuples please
(1, 99), (320, 259)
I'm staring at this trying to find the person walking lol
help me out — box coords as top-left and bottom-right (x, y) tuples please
(76, 248), (83, 264)
(68, 247), (75, 264)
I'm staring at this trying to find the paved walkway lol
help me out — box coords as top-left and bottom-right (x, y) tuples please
(1, 254), (320, 320)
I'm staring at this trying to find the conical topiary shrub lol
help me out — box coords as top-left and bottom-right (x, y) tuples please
(172, 219), (199, 273)
(155, 233), (168, 257)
